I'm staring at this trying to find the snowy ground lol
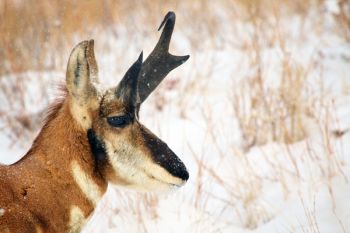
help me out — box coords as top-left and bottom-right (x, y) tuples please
(1, 1), (350, 232)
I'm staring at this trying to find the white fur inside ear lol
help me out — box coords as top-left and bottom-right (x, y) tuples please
(66, 41), (101, 130)
(66, 43), (90, 95)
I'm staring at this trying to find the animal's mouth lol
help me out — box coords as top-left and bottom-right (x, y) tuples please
(156, 177), (186, 188)
(144, 169), (187, 189)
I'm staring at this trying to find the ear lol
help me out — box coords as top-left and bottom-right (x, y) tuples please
(66, 40), (99, 129)
(115, 52), (143, 109)
(66, 40), (98, 104)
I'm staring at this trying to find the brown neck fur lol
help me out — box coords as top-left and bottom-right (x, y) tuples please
(0, 96), (108, 233)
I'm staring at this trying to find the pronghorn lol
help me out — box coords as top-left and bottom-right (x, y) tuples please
(0, 12), (189, 233)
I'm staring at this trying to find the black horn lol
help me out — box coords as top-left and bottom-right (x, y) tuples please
(115, 52), (143, 107)
(137, 11), (190, 103)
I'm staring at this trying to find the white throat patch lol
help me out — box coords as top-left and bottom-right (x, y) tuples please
(68, 206), (86, 233)
(71, 160), (103, 205)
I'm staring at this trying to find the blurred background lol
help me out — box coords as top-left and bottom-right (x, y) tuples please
(1, 0), (350, 232)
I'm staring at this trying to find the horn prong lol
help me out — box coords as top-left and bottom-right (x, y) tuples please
(137, 12), (189, 103)
(115, 52), (143, 106)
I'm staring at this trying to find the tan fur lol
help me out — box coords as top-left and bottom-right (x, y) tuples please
(0, 99), (106, 232)
(35, 225), (44, 233)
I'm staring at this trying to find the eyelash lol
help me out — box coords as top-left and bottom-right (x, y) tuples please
(107, 115), (131, 128)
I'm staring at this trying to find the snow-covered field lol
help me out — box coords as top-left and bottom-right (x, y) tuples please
(1, 1), (350, 232)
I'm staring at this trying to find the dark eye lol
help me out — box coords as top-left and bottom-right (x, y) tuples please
(107, 115), (130, 128)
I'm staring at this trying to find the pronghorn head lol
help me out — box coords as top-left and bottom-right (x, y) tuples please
(66, 12), (189, 192)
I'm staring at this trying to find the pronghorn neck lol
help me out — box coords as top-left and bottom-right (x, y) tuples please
(35, 98), (109, 197)
(32, 98), (108, 192)
(2, 98), (108, 232)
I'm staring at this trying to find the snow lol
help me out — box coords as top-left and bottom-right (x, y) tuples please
(0, 133), (25, 165)
(1, 2), (350, 233)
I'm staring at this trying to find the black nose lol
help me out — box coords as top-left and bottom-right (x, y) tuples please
(178, 166), (189, 181)
(162, 150), (189, 181)
(179, 165), (189, 181)
(140, 126), (189, 181)
(150, 142), (189, 181)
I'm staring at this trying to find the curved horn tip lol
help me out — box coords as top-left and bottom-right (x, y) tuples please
(158, 11), (176, 31)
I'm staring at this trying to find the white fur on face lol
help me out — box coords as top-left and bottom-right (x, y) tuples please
(71, 160), (103, 205)
(105, 140), (185, 192)
(69, 101), (93, 130)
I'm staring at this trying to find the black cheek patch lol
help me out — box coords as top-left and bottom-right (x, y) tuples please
(140, 126), (189, 181)
(87, 129), (108, 176)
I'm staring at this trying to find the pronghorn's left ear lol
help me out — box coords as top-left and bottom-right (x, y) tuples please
(66, 40), (98, 104)
(66, 40), (99, 129)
